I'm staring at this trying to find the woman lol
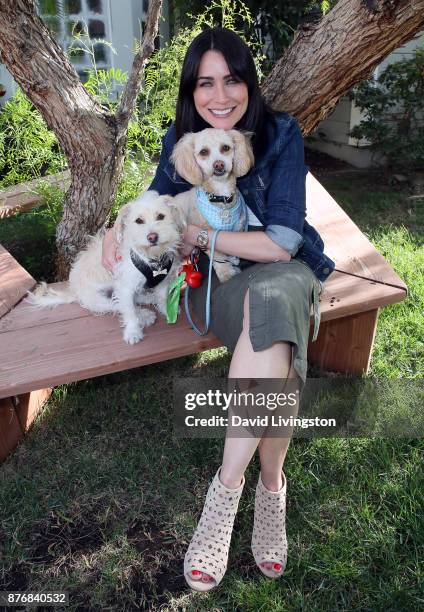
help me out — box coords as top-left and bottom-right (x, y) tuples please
(103, 27), (335, 591)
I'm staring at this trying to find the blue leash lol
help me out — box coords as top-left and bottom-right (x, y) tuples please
(184, 229), (220, 336)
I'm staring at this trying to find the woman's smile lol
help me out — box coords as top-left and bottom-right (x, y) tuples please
(209, 107), (236, 116)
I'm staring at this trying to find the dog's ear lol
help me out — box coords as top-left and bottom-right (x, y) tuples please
(114, 201), (132, 243)
(170, 133), (203, 185)
(163, 195), (187, 233)
(229, 130), (255, 177)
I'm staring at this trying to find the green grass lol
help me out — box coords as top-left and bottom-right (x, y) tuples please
(319, 172), (423, 379)
(0, 184), (63, 281)
(0, 170), (423, 610)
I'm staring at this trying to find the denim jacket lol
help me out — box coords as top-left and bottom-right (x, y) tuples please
(148, 112), (335, 283)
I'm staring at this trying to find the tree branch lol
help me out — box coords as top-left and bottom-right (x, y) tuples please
(261, 0), (424, 134)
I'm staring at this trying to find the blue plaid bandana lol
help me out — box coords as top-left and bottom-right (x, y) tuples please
(195, 186), (248, 231)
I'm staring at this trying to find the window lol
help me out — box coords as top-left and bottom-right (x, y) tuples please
(37, 0), (112, 82)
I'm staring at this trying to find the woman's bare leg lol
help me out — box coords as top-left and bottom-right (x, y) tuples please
(191, 290), (297, 585)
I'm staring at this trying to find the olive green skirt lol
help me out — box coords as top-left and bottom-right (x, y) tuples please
(188, 251), (322, 386)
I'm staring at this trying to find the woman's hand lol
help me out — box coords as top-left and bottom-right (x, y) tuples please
(101, 228), (122, 272)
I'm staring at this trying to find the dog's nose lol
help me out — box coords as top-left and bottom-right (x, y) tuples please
(147, 232), (158, 244)
(213, 160), (225, 172)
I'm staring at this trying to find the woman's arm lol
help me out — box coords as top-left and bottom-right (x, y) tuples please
(263, 117), (307, 257)
(184, 225), (291, 263)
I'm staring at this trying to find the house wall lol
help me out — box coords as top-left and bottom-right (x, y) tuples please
(306, 31), (424, 168)
(0, 58), (18, 105)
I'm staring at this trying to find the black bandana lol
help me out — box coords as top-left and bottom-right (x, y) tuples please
(130, 250), (174, 288)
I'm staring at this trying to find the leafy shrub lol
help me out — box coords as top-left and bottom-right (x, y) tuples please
(0, 182), (64, 280)
(0, 89), (67, 188)
(349, 46), (424, 172)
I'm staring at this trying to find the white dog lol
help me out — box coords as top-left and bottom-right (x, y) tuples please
(171, 128), (254, 282)
(27, 191), (185, 344)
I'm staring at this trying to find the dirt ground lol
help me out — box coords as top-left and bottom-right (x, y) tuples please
(305, 147), (353, 174)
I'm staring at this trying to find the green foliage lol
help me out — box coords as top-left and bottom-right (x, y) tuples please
(172, 0), (338, 74)
(0, 89), (67, 189)
(350, 46), (424, 172)
(0, 182), (64, 281)
(129, 26), (195, 162)
(0, 0), (338, 192)
(83, 67), (128, 106)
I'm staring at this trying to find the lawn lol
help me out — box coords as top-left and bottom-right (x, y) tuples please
(0, 166), (423, 611)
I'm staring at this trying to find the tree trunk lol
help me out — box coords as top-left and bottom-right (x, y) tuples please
(0, 0), (162, 278)
(262, 0), (424, 134)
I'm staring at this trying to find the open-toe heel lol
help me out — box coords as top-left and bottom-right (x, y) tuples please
(184, 467), (245, 592)
(251, 472), (287, 579)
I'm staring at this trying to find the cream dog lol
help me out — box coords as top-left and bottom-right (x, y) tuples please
(171, 128), (254, 282)
(27, 191), (185, 344)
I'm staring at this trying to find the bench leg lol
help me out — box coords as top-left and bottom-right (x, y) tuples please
(0, 397), (23, 464)
(308, 308), (379, 375)
(0, 388), (52, 463)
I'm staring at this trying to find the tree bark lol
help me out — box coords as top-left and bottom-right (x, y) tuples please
(262, 0), (424, 134)
(0, 0), (162, 278)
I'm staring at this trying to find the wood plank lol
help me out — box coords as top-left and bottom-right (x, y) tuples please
(0, 308), (221, 398)
(306, 172), (407, 290)
(0, 245), (36, 319)
(0, 283), (91, 333)
(308, 308), (379, 374)
(0, 397), (23, 463)
(317, 270), (405, 321)
(0, 171), (71, 219)
(0, 390), (52, 464)
(14, 388), (52, 432)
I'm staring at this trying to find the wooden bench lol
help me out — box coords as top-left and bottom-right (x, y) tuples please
(0, 173), (407, 462)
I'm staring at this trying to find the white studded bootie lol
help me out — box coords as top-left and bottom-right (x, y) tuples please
(251, 472), (288, 578)
(184, 467), (245, 591)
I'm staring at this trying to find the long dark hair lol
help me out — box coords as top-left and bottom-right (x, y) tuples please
(175, 27), (274, 157)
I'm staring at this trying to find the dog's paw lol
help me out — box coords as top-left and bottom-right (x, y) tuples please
(138, 308), (156, 327)
(123, 324), (144, 345)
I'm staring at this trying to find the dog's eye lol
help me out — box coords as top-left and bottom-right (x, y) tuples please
(156, 213), (165, 221)
(199, 148), (209, 157)
(135, 217), (145, 224)
(221, 144), (231, 153)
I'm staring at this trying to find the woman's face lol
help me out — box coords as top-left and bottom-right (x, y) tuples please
(193, 50), (249, 130)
